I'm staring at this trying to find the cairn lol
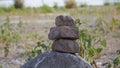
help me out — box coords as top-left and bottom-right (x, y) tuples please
(49, 15), (79, 54)
(21, 15), (92, 68)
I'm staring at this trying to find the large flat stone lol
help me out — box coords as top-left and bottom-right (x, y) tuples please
(55, 15), (76, 27)
(48, 26), (79, 40)
(21, 51), (92, 68)
(52, 39), (79, 53)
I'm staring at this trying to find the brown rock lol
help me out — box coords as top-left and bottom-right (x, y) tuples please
(48, 26), (79, 40)
(52, 39), (79, 53)
(55, 15), (76, 26)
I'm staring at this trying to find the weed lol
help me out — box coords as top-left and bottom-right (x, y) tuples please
(0, 5), (54, 15)
(107, 50), (120, 68)
(0, 6), (25, 15)
(0, 17), (20, 57)
(94, 17), (108, 36)
(60, 6), (67, 11)
(40, 5), (54, 13)
(110, 18), (120, 31)
(24, 33), (51, 61)
(27, 40), (51, 61)
(0, 7), (12, 13)
(75, 19), (107, 67)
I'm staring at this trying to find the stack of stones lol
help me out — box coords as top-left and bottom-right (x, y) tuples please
(21, 15), (92, 68)
(48, 15), (79, 54)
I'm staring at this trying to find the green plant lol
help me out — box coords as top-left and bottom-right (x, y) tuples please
(94, 18), (108, 36)
(40, 5), (54, 13)
(14, 0), (24, 9)
(0, 6), (15, 13)
(110, 18), (120, 31)
(60, 6), (67, 11)
(64, 0), (77, 9)
(27, 40), (51, 61)
(0, 17), (20, 57)
(107, 50), (120, 68)
(75, 19), (107, 68)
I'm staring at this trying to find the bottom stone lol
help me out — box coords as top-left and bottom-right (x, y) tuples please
(21, 51), (92, 68)
(52, 39), (79, 53)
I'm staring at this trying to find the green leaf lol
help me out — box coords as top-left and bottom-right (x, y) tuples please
(75, 19), (81, 26)
(116, 50), (120, 55)
(88, 48), (95, 57)
(96, 48), (103, 54)
(37, 41), (42, 47)
(100, 40), (106, 47)
(31, 50), (36, 57)
(93, 28), (99, 34)
(107, 62), (112, 68)
(37, 50), (42, 54)
(113, 56), (120, 65)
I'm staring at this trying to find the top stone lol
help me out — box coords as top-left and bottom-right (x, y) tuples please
(55, 15), (76, 27)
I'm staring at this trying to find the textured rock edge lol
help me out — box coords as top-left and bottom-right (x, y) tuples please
(21, 51), (92, 68)
(52, 39), (79, 53)
(48, 26), (79, 40)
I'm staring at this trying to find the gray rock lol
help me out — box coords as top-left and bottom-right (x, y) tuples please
(55, 15), (76, 26)
(52, 39), (79, 53)
(21, 51), (92, 68)
(48, 26), (79, 40)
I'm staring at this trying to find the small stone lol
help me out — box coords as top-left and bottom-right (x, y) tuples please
(55, 15), (76, 26)
(52, 39), (79, 53)
(48, 26), (79, 40)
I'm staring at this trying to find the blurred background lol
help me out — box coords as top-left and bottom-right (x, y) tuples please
(0, 0), (120, 7)
(0, 0), (120, 68)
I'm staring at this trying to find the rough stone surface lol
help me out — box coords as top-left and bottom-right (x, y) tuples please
(48, 26), (79, 40)
(55, 15), (76, 27)
(21, 51), (92, 68)
(52, 39), (79, 53)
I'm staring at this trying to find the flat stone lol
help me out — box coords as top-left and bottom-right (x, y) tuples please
(48, 26), (79, 40)
(52, 39), (79, 53)
(55, 15), (76, 26)
(21, 51), (92, 68)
